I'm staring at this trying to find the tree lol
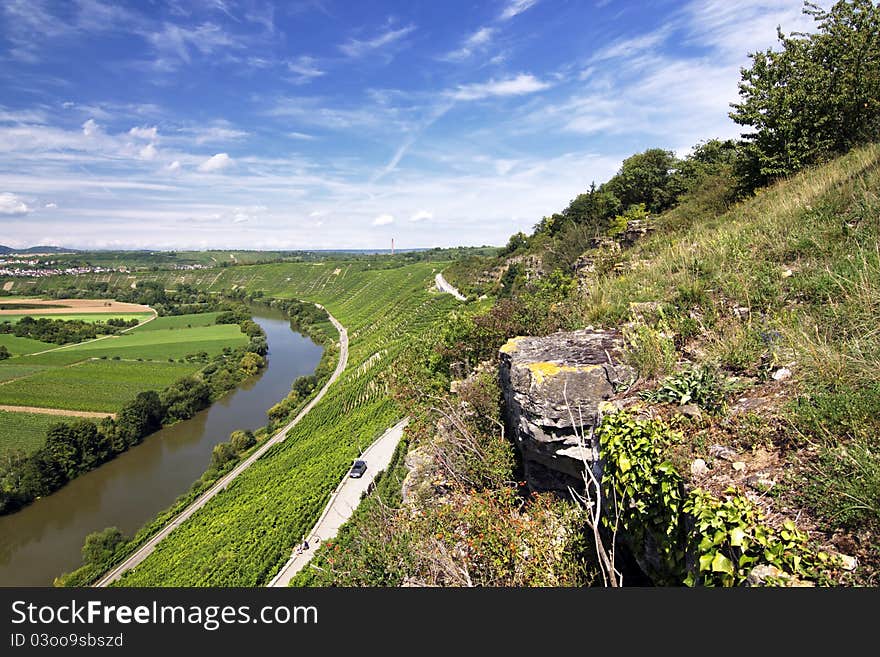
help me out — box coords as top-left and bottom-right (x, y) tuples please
(230, 430), (256, 452)
(238, 352), (265, 377)
(81, 527), (126, 565)
(730, 0), (880, 188)
(604, 149), (682, 214)
(0, 345), (9, 360)
(211, 441), (236, 468)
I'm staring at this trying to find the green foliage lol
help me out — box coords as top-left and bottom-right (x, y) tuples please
(605, 148), (683, 214)
(82, 527), (126, 565)
(0, 315), (134, 345)
(730, 0), (880, 188)
(684, 489), (824, 587)
(599, 411), (828, 586)
(597, 411), (687, 583)
(230, 430), (256, 452)
(640, 365), (730, 414)
(0, 345), (9, 360)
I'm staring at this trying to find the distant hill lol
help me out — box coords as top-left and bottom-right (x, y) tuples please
(0, 245), (76, 255)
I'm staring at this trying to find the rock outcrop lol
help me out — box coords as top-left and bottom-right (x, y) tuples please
(499, 329), (634, 494)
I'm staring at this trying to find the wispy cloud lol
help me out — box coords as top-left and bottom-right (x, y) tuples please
(148, 22), (240, 68)
(286, 55), (325, 84)
(179, 120), (248, 144)
(339, 24), (415, 58)
(372, 213), (394, 226)
(451, 74), (550, 101)
(500, 0), (539, 21)
(287, 131), (317, 140)
(442, 26), (495, 62)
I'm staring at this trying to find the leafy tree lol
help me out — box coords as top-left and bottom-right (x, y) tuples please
(211, 441), (236, 468)
(0, 345), (9, 360)
(605, 148), (683, 214)
(730, 0), (880, 188)
(81, 527), (126, 565)
(230, 430), (256, 452)
(238, 352), (264, 376)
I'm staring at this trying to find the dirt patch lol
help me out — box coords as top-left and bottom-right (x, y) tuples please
(2, 282), (13, 292)
(0, 404), (115, 419)
(0, 298), (152, 315)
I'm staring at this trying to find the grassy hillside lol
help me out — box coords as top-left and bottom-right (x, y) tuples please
(291, 145), (880, 588)
(105, 260), (458, 585)
(574, 144), (880, 565)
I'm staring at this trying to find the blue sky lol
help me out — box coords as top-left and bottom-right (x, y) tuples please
(0, 0), (815, 250)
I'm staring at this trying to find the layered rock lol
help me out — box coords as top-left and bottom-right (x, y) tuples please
(499, 329), (634, 494)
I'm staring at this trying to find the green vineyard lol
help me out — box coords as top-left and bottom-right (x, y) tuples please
(89, 260), (460, 585)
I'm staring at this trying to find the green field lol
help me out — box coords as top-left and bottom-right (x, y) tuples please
(0, 334), (55, 356)
(0, 321), (247, 416)
(108, 260), (458, 585)
(0, 359), (199, 412)
(0, 410), (82, 456)
(0, 312), (152, 324)
(135, 312), (222, 331)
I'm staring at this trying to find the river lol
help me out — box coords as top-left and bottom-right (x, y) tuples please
(0, 305), (323, 586)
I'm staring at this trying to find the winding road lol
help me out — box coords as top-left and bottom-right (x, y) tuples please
(94, 304), (348, 587)
(435, 272), (466, 301)
(268, 417), (409, 587)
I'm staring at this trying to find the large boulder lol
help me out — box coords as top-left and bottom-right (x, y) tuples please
(499, 329), (634, 495)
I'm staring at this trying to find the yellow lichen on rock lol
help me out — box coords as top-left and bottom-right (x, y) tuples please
(500, 336), (525, 354)
(526, 362), (602, 385)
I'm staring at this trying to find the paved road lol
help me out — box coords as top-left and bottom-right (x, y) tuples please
(268, 417), (409, 587)
(94, 305), (348, 587)
(435, 272), (466, 301)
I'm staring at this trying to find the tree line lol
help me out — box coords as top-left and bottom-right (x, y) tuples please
(0, 316), (139, 345)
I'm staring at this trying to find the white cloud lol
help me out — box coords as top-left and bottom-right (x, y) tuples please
(167, 160), (181, 172)
(500, 0), (538, 21)
(181, 122), (248, 145)
(82, 118), (101, 136)
(0, 192), (30, 216)
(139, 143), (158, 160)
(451, 74), (550, 101)
(129, 125), (158, 140)
(443, 27), (495, 61)
(287, 131), (317, 140)
(148, 22), (239, 68)
(232, 213), (249, 223)
(372, 213), (394, 226)
(409, 210), (432, 222)
(44, 202), (57, 209)
(590, 29), (671, 63)
(287, 56), (325, 84)
(198, 152), (232, 172)
(339, 24), (415, 58)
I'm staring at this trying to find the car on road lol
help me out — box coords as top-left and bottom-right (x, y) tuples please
(349, 460), (367, 478)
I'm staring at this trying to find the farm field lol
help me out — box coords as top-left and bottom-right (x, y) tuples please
(135, 312), (222, 331)
(0, 409), (82, 456)
(0, 359), (198, 412)
(111, 260), (459, 585)
(0, 334), (56, 356)
(0, 320), (247, 416)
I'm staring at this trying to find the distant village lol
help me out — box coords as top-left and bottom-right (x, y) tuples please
(0, 257), (211, 278)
